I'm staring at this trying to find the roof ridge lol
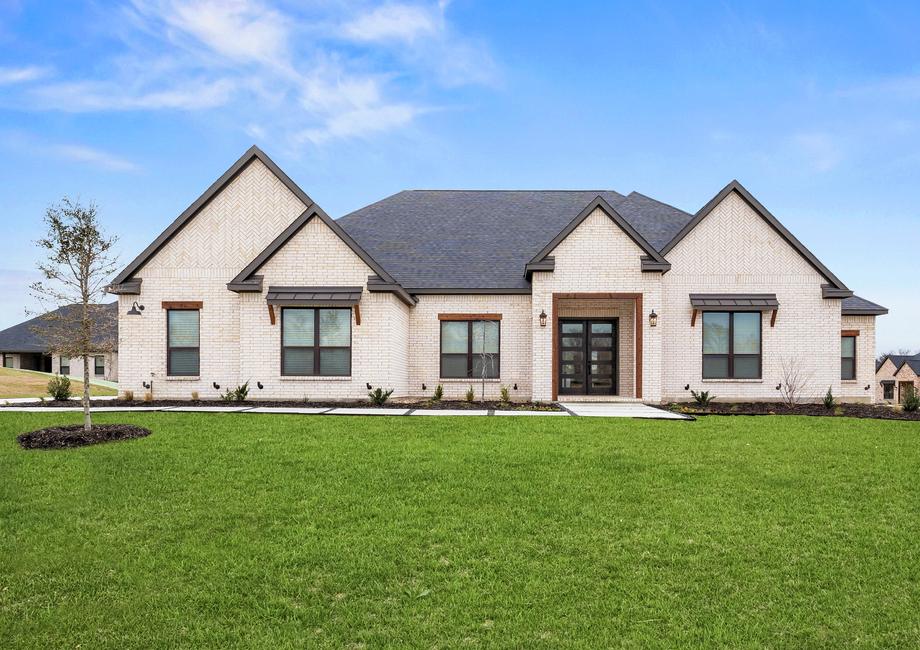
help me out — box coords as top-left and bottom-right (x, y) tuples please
(403, 189), (625, 193)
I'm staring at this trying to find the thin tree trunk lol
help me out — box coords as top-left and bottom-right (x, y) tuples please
(83, 354), (91, 432)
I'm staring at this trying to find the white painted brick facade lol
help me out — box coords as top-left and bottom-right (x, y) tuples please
(51, 352), (118, 381)
(408, 294), (533, 401)
(117, 163), (880, 404)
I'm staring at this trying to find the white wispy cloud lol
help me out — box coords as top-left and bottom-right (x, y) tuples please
(0, 65), (51, 85)
(50, 144), (140, 172)
(343, 3), (441, 43)
(2, 1), (495, 145)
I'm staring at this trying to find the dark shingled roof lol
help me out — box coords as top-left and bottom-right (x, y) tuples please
(842, 295), (888, 315)
(0, 303), (118, 353)
(336, 190), (692, 290)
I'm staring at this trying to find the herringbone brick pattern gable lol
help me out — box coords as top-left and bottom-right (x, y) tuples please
(144, 159), (306, 275)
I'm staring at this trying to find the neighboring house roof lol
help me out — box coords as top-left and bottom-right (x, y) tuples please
(902, 359), (920, 375)
(0, 303), (118, 353)
(660, 180), (851, 295)
(876, 353), (920, 373)
(336, 189), (692, 291)
(842, 296), (888, 316)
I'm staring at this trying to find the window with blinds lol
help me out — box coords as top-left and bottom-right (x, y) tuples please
(167, 309), (200, 376)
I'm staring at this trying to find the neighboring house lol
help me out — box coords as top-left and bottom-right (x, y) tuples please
(107, 146), (887, 403)
(0, 303), (119, 381)
(876, 353), (920, 403)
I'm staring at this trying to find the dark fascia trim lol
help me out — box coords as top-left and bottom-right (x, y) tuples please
(660, 180), (850, 292)
(112, 145), (314, 286)
(105, 279), (142, 295)
(822, 284), (854, 299)
(523, 257), (555, 276)
(226, 275), (263, 293)
(843, 307), (889, 316)
(640, 256), (671, 272)
(366, 276), (417, 306)
(525, 196), (670, 278)
(408, 287), (533, 295)
(228, 206), (412, 306)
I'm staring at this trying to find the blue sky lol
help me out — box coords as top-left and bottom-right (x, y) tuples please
(0, 0), (918, 352)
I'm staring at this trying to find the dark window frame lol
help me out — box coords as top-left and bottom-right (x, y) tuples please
(94, 355), (105, 376)
(841, 335), (856, 380)
(2, 354), (12, 368)
(280, 307), (352, 377)
(702, 311), (763, 379)
(883, 382), (895, 400)
(439, 320), (501, 379)
(167, 309), (200, 377)
(59, 356), (70, 375)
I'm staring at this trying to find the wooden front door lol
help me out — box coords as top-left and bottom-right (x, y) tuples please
(558, 319), (618, 395)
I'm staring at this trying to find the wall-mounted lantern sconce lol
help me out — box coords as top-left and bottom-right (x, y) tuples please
(213, 382), (220, 390)
(366, 382), (373, 390)
(865, 384), (871, 391)
(684, 384), (690, 391)
(422, 383), (427, 391)
(513, 383), (518, 390)
(776, 383), (782, 391)
(539, 310), (547, 327)
(142, 381), (151, 389)
(257, 382), (264, 390)
(127, 301), (145, 316)
(649, 310), (658, 328)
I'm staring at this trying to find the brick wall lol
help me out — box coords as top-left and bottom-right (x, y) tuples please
(531, 207), (664, 402)
(408, 294), (533, 401)
(118, 158), (307, 399)
(660, 191), (862, 403)
(840, 315), (876, 402)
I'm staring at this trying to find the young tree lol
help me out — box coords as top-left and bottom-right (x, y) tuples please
(475, 319), (498, 402)
(30, 198), (118, 432)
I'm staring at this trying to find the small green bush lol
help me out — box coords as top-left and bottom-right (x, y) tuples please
(221, 381), (250, 403)
(904, 386), (920, 413)
(823, 387), (836, 410)
(432, 384), (444, 402)
(368, 387), (394, 406)
(690, 389), (714, 407)
(465, 386), (475, 403)
(47, 375), (72, 401)
(499, 385), (511, 404)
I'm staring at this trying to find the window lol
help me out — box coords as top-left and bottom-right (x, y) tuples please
(841, 335), (856, 380)
(883, 382), (895, 400)
(281, 308), (351, 376)
(94, 355), (105, 376)
(440, 320), (500, 379)
(167, 310), (200, 376)
(702, 311), (761, 379)
(59, 356), (70, 375)
(2, 355), (12, 368)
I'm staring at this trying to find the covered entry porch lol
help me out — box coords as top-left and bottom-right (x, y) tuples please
(551, 293), (643, 401)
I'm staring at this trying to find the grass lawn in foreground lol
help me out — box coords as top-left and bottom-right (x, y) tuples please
(2, 412), (919, 648)
(0, 366), (117, 399)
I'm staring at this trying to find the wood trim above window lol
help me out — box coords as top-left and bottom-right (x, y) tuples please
(162, 301), (203, 310)
(841, 329), (860, 337)
(438, 313), (502, 321)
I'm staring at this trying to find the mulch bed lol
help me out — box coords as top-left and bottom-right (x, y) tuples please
(2, 399), (561, 412)
(673, 402), (920, 421)
(17, 424), (152, 450)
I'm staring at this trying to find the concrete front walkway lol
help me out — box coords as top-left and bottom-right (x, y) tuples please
(0, 401), (690, 419)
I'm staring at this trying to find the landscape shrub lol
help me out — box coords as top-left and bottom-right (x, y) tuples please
(221, 382), (250, 402)
(47, 375), (72, 401)
(465, 386), (475, 403)
(500, 385), (511, 404)
(690, 389), (714, 407)
(823, 387), (836, 410)
(368, 387), (394, 405)
(904, 386), (920, 413)
(432, 384), (444, 402)
(122, 389), (134, 402)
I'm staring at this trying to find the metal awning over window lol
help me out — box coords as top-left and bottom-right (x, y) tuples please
(690, 293), (780, 327)
(689, 294), (779, 311)
(881, 380), (896, 386)
(265, 286), (362, 307)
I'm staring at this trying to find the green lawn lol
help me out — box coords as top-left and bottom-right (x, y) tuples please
(2, 413), (919, 648)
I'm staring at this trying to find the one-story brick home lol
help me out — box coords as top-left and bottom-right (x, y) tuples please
(0, 303), (119, 380)
(876, 354), (920, 403)
(107, 146), (887, 403)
